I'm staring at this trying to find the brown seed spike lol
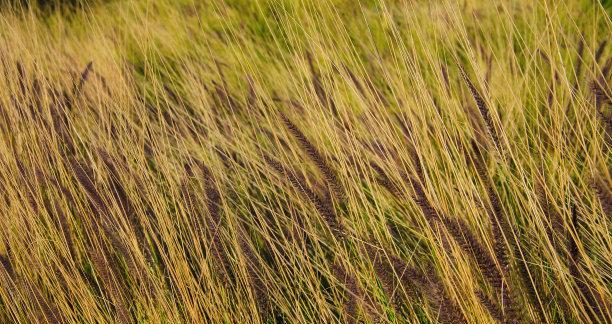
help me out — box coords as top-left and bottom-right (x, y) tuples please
(74, 61), (93, 95)
(574, 39), (584, 83)
(306, 52), (338, 116)
(263, 154), (345, 237)
(15, 62), (27, 98)
(485, 183), (510, 274)
(97, 149), (152, 263)
(239, 231), (270, 315)
(97, 150), (131, 212)
(369, 161), (402, 199)
(364, 244), (465, 324)
(332, 261), (383, 323)
(195, 162), (223, 225)
(0, 254), (13, 276)
(568, 204), (609, 322)
(0, 252), (63, 324)
(591, 79), (612, 106)
(45, 198), (76, 260)
(362, 244), (402, 306)
(459, 66), (501, 151)
(441, 64), (451, 95)
(476, 291), (504, 323)
(331, 262), (361, 324)
(441, 218), (502, 290)
(186, 162), (230, 285)
(89, 248), (131, 324)
(341, 64), (367, 101)
(280, 113), (345, 202)
(246, 75), (257, 110)
(535, 176), (566, 251)
(595, 40), (607, 64)
(387, 254), (466, 324)
(590, 80), (612, 144)
(69, 159), (109, 217)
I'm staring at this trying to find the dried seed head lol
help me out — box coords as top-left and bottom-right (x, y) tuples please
(280, 113), (345, 202)
(239, 231), (270, 315)
(459, 66), (501, 151)
(263, 154), (345, 237)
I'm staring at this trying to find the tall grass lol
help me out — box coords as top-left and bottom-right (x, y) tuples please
(0, 0), (610, 323)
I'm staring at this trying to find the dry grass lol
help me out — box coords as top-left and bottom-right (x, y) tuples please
(0, 0), (610, 323)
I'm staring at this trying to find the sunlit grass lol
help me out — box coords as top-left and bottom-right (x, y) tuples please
(0, 0), (610, 323)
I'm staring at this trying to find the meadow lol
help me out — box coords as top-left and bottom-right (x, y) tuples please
(0, 0), (610, 323)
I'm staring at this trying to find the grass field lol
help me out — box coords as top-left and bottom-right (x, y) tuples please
(0, 0), (610, 323)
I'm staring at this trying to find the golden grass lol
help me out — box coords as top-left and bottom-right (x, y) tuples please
(0, 0), (610, 323)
